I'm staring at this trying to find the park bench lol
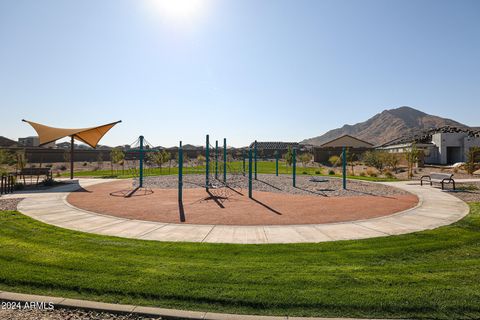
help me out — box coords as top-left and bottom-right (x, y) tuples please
(17, 167), (52, 185)
(420, 172), (455, 190)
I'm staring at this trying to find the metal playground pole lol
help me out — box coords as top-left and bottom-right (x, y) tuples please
(139, 135), (144, 188)
(248, 148), (253, 198)
(178, 141), (183, 202)
(206, 134), (210, 191)
(292, 148), (296, 187)
(215, 140), (218, 179)
(342, 146), (347, 190)
(223, 138), (227, 183)
(254, 140), (257, 180)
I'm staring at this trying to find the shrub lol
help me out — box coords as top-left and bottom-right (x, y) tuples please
(383, 170), (395, 179)
(42, 178), (56, 186)
(366, 168), (377, 177)
(359, 171), (366, 177)
(83, 162), (88, 166)
(315, 170), (321, 175)
(14, 182), (24, 190)
(302, 171), (307, 174)
(328, 169), (335, 175)
(328, 155), (340, 167)
(363, 151), (386, 171)
(59, 165), (67, 171)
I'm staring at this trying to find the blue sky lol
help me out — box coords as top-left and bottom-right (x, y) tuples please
(1, 0), (479, 147)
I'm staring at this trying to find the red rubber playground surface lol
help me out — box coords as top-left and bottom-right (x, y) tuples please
(67, 180), (419, 226)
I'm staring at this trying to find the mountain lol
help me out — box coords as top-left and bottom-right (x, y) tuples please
(302, 106), (469, 146)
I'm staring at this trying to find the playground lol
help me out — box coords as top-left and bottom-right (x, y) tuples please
(61, 134), (418, 226)
(68, 175), (417, 225)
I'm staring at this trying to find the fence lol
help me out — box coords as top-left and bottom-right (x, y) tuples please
(0, 174), (14, 195)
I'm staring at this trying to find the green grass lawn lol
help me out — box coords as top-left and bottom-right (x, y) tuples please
(63, 160), (398, 182)
(1, 204), (479, 319)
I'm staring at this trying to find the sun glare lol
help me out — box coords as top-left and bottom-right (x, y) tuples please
(152, 0), (206, 21)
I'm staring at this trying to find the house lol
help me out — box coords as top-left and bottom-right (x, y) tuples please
(247, 141), (313, 158)
(377, 126), (480, 165)
(313, 135), (374, 163)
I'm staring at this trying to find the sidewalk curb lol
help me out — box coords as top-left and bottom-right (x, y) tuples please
(0, 290), (395, 320)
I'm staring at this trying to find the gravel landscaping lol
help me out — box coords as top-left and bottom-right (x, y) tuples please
(0, 308), (161, 320)
(138, 173), (410, 197)
(447, 182), (480, 202)
(0, 198), (23, 211)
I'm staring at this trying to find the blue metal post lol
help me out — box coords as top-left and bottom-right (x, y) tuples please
(215, 140), (218, 179)
(292, 148), (296, 187)
(275, 150), (279, 176)
(254, 140), (257, 180)
(139, 135), (144, 188)
(178, 141), (183, 202)
(206, 134), (209, 190)
(342, 146), (347, 190)
(223, 138), (227, 183)
(248, 148), (253, 198)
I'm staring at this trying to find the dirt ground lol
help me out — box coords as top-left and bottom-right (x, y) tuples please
(67, 178), (418, 226)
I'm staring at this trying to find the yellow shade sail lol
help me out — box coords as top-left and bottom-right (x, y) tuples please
(22, 120), (122, 148)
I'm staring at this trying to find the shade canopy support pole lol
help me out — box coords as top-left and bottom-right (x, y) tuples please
(70, 136), (74, 179)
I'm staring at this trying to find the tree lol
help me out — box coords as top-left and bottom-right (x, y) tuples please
(465, 147), (480, 175)
(362, 151), (385, 171)
(148, 150), (171, 172)
(383, 152), (400, 173)
(110, 148), (125, 175)
(405, 143), (421, 179)
(0, 149), (15, 174)
(344, 148), (356, 175)
(197, 154), (205, 167)
(284, 147), (294, 168)
(15, 150), (27, 172)
(298, 153), (312, 168)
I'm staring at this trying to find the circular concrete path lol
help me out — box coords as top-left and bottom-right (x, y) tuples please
(12, 178), (469, 244)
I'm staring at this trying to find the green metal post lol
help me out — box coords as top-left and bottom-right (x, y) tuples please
(139, 135), (144, 188)
(215, 140), (218, 179)
(248, 148), (253, 198)
(178, 141), (183, 202)
(342, 147), (347, 190)
(254, 140), (257, 180)
(223, 138), (227, 183)
(275, 150), (279, 176)
(242, 149), (246, 176)
(293, 148), (296, 187)
(206, 134), (209, 190)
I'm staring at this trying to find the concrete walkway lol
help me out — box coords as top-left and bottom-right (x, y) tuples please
(8, 179), (470, 244)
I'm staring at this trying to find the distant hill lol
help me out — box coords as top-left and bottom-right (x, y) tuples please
(0, 136), (17, 147)
(302, 106), (469, 146)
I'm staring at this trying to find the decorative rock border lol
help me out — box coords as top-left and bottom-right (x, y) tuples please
(0, 290), (395, 320)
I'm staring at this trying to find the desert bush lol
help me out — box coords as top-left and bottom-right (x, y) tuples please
(42, 177), (57, 186)
(298, 153), (312, 167)
(465, 147), (480, 175)
(366, 168), (377, 177)
(328, 155), (340, 167)
(363, 151), (385, 171)
(315, 170), (321, 175)
(328, 169), (335, 175)
(359, 171), (366, 177)
(59, 165), (67, 171)
(383, 170), (395, 179)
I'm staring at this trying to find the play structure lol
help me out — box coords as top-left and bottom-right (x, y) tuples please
(112, 135), (351, 200)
